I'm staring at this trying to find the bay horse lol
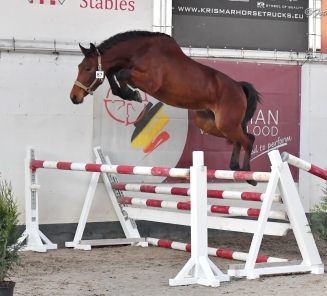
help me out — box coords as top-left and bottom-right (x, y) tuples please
(70, 30), (261, 186)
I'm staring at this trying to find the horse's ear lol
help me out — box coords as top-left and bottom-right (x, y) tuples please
(90, 43), (97, 56)
(79, 44), (88, 56)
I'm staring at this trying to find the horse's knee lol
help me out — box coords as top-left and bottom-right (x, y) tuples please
(116, 69), (130, 81)
(238, 132), (254, 152)
(247, 133), (255, 144)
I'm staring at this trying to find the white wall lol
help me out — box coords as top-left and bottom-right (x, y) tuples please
(0, 0), (154, 225)
(300, 63), (327, 212)
(0, 51), (96, 223)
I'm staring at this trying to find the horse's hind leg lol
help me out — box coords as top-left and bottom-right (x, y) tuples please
(195, 110), (243, 171)
(242, 133), (255, 171)
(195, 110), (256, 185)
(194, 110), (226, 138)
(230, 142), (241, 171)
(214, 115), (256, 185)
(237, 131), (256, 186)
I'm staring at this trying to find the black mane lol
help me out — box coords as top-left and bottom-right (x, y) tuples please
(97, 30), (170, 53)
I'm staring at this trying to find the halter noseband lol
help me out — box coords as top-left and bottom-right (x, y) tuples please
(74, 48), (104, 95)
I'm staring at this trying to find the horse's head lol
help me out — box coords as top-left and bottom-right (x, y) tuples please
(70, 43), (104, 104)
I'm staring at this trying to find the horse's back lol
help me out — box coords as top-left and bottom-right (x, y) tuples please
(150, 36), (243, 93)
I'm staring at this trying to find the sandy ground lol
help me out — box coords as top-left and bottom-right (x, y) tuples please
(10, 234), (327, 296)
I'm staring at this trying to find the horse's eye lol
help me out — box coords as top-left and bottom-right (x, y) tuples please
(86, 67), (92, 71)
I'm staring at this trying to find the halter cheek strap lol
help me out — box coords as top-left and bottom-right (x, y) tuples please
(74, 49), (104, 95)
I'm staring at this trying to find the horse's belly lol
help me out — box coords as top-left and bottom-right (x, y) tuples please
(154, 93), (208, 110)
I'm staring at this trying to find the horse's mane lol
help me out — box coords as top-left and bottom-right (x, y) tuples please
(97, 30), (171, 53)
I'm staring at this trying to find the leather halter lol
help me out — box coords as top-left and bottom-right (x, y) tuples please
(74, 48), (104, 95)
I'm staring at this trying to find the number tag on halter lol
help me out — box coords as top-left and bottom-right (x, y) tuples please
(96, 71), (104, 79)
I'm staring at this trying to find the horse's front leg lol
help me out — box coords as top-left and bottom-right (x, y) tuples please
(106, 72), (141, 103)
(113, 70), (142, 103)
(106, 72), (123, 97)
(116, 68), (161, 98)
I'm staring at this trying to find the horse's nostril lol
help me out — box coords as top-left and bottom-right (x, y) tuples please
(71, 95), (80, 104)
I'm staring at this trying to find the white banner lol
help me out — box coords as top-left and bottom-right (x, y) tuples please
(93, 79), (189, 183)
(0, 0), (153, 43)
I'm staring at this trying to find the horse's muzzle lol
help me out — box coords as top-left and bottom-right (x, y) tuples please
(71, 95), (83, 104)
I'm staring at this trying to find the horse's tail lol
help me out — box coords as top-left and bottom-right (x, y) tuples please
(240, 81), (261, 131)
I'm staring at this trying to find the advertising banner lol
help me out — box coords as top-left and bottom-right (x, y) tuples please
(172, 0), (308, 52)
(321, 0), (327, 53)
(96, 81), (189, 183)
(96, 60), (301, 183)
(0, 0), (152, 42)
(173, 60), (301, 182)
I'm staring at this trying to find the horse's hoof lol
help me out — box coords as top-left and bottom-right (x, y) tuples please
(246, 180), (257, 186)
(134, 90), (142, 103)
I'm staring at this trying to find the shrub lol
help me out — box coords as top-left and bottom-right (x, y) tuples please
(310, 183), (327, 243)
(0, 180), (23, 283)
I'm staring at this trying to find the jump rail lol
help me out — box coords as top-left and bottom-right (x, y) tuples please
(30, 160), (190, 178)
(31, 160), (271, 181)
(112, 183), (282, 203)
(281, 152), (327, 180)
(118, 197), (287, 220)
(207, 170), (270, 181)
(147, 238), (288, 263)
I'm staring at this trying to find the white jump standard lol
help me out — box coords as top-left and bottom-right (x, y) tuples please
(169, 151), (230, 287)
(19, 147), (58, 252)
(227, 150), (324, 279)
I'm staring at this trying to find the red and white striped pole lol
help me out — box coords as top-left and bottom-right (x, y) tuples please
(147, 238), (288, 263)
(112, 183), (281, 203)
(207, 170), (271, 182)
(30, 160), (190, 178)
(31, 160), (272, 182)
(117, 197), (287, 220)
(281, 152), (327, 180)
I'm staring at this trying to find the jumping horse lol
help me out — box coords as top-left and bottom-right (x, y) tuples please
(70, 31), (261, 186)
